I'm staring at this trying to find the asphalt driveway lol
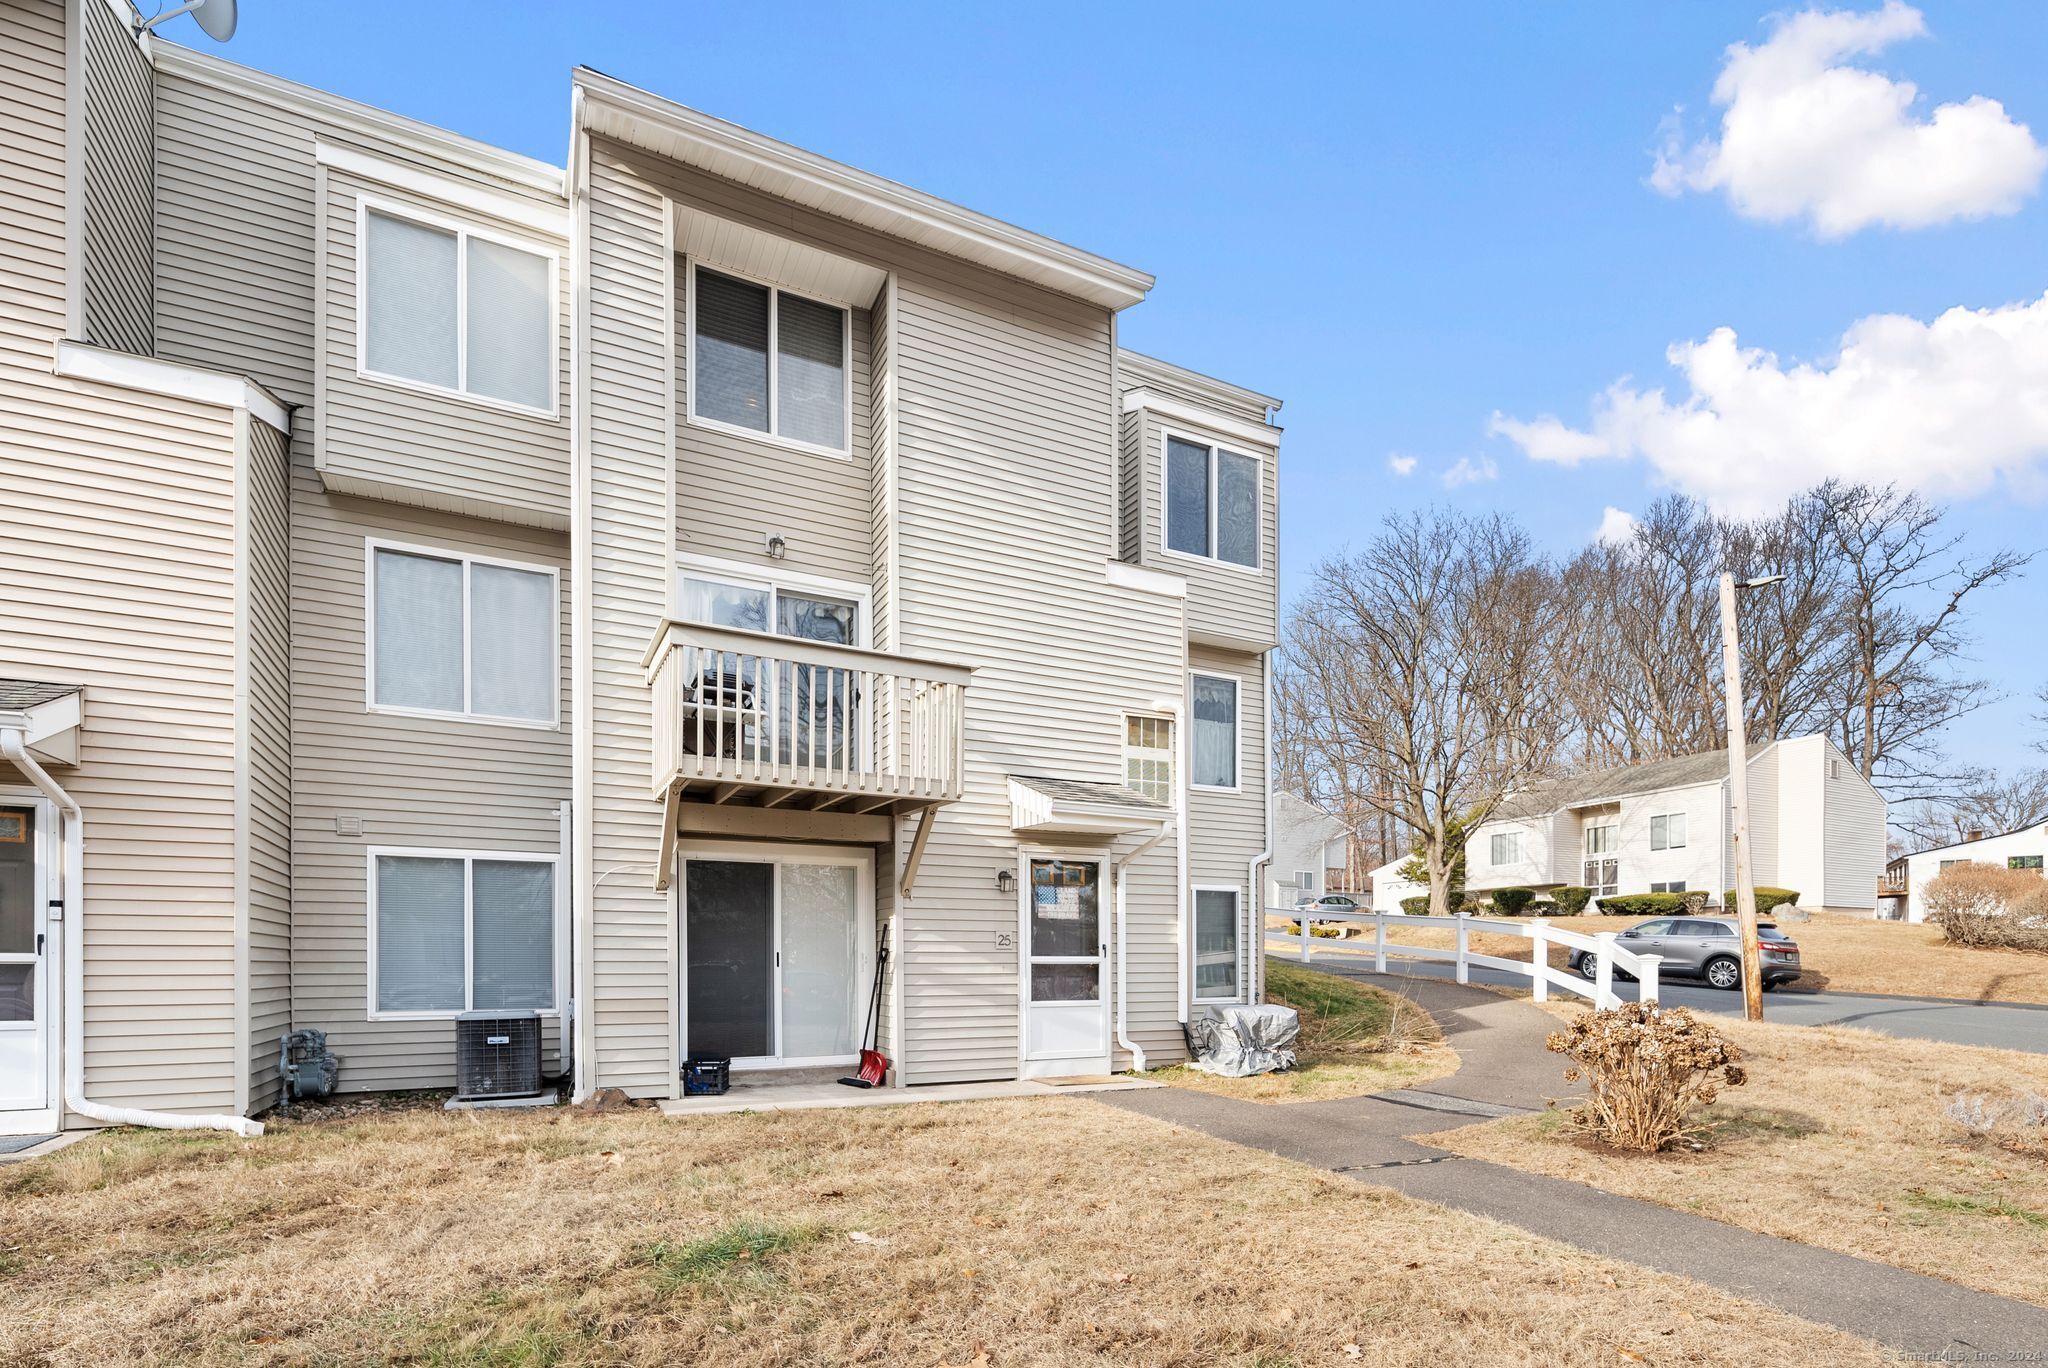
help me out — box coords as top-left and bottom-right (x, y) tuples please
(1281, 950), (2048, 1054)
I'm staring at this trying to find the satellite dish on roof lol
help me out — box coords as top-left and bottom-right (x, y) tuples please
(136, 0), (238, 42)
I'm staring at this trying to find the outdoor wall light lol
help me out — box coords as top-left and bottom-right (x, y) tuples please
(996, 869), (1016, 895)
(765, 533), (787, 560)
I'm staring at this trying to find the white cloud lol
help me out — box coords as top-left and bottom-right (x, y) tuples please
(1441, 455), (1498, 489)
(1653, 1), (2046, 237)
(1594, 507), (1639, 545)
(1386, 453), (1418, 477)
(1490, 290), (2048, 517)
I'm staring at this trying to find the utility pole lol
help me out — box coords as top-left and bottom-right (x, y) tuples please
(1718, 572), (1782, 1023)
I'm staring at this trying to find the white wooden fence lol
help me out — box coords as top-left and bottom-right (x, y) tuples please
(1266, 909), (1661, 1009)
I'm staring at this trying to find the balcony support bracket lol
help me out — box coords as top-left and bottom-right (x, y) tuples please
(899, 807), (937, 899)
(654, 785), (680, 892)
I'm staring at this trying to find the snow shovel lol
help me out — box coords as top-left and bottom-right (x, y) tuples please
(839, 926), (891, 1088)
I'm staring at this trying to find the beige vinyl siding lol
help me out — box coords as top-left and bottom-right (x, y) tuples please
(78, 0), (153, 355)
(242, 415), (293, 1109)
(1132, 407), (1280, 649)
(1116, 405), (1143, 563)
(1187, 644), (1266, 1006)
(1, 0), (241, 1121)
(288, 467), (570, 1092)
(580, 141), (678, 1096)
(1120, 349), (1276, 429)
(673, 260), (874, 582)
(869, 283), (896, 654)
(316, 166), (570, 529)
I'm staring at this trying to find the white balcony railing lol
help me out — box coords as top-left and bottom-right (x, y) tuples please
(644, 620), (970, 812)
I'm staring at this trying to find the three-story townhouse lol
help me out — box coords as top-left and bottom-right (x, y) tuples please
(0, 0), (1282, 1130)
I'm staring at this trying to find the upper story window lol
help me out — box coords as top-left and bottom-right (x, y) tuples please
(360, 204), (556, 414)
(1585, 823), (1617, 857)
(678, 567), (862, 647)
(690, 265), (850, 456)
(1190, 672), (1240, 790)
(1490, 832), (1520, 865)
(370, 543), (558, 726)
(1650, 813), (1687, 851)
(1165, 434), (1259, 569)
(1124, 715), (1174, 805)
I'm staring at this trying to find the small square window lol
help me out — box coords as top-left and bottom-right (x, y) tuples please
(1123, 715), (1174, 805)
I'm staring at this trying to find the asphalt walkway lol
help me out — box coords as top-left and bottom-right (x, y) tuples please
(1096, 972), (2048, 1359)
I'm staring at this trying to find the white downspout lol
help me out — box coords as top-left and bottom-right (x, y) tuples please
(1113, 818), (1174, 1073)
(1246, 652), (1276, 1005)
(1, 725), (263, 1138)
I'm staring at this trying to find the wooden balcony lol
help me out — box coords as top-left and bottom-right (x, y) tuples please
(643, 620), (971, 818)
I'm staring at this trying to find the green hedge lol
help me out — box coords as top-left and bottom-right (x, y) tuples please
(1724, 887), (1800, 915)
(1490, 887), (1536, 917)
(1400, 895), (1430, 916)
(1595, 892), (1695, 917)
(1551, 886), (1593, 916)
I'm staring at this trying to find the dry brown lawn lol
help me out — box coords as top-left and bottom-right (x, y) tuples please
(1275, 908), (2048, 1004)
(0, 1095), (1882, 1365)
(1426, 1015), (2048, 1307)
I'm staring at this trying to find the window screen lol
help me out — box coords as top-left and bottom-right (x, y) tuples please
(373, 549), (464, 714)
(1191, 675), (1238, 788)
(776, 292), (846, 449)
(465, 236), (552, 409)
(694, 269), (771, 432)
(376, 854), (556, 1015)
(374, 856), (465, 1013)
(364, 212), (458, 391)
(1216, 449), (1259, 567)
(1166, 437), (1211, 557)
(1194, 889), (1239, 999)
(373, 547), (555, 722)
(471, 859), (555, 1010)
(469, 562), (555, 722)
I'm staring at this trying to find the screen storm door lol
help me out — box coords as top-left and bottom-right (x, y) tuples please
(0, 804), (51, 1124)
(1021, 857), (1109, 1077)
(680, 849), (871, 1071)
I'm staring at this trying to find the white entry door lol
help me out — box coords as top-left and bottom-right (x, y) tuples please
(1021, 856), (1109, 1078)
(0, 803), (51, 1125)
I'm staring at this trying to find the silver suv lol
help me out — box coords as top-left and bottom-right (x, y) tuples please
(1569, 916), (1802, 990)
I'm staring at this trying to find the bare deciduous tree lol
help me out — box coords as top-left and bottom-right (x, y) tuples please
(1284, 511), (1563, 914)
(1891, 767), (2048, 847)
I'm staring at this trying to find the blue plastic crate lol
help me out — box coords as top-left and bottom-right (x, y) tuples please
(682, 1055), (731, 1096)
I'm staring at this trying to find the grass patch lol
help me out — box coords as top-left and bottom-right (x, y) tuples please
(0, 1096), (1877, 1363)
(635, 1220), (822, 1291)
(1426, 1014), (2048, 1307)
(1902, 1189), (2048, 1230)
(1155, 963), (1456, 1104)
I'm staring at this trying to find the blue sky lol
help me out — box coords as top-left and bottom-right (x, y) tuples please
(159, 1), (2048, 775)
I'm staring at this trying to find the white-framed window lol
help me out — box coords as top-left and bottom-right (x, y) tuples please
(1164, 433), (1260, 570)
(1650, 880), (1688, 894)
(1123, 714), (1174, 805)
(368, 849), (560, 1018)
(1649, 813), (1687, 851)
(1490, 832), (1520, 865)
(1189, 672), (1240, 790)
(1585, 824), (1617, 857)
(357, 199), (558, 415)
(687, 263), (852, 457)
(675, 555), (869, 648)
(367, 540), (559, 726)
(1193, 885), (1241, 1002)
(1295, 869), (1317, 892)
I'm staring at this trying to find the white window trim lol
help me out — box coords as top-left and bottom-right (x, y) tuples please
(1585, 823), (1617, 857)
(364, 536), (562, 730)
(1650, 812), (1688, 852)
(684, 260), (855, 461)
(673, 552), (872, 649)
(1157, 426), (1265, 576)
(1491, 831), (1521, 866)
(365, 846), (564, 1022)
(1191, 883), (1245, 1005)
(1188, 669), (1243, 794)
(1122, 711), (1175, 806)
(354, 194), (562, 420)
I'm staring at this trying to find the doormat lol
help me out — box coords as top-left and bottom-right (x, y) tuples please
(0, 1135), (55, 1156)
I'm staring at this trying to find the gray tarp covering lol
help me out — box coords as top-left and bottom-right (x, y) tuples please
(1187, 1004), (1300, 1077)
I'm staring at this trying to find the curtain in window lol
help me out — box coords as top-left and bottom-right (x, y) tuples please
(1216, 449), (1259, 567)
(364, 212), (458, 389)
(1166, 437), (1210, 556)
(776, 292), (846, 449)
(465, 237), (551, 409)
(1191, 675), (1237, 787)
(471, 859), (555, 1011)
(1194, 889), (1239, 998)
(376, 856), (465, 1012)
(695, 270), (770, 431)
(469, 563), (555, 721)
(374, 550), (464, 712)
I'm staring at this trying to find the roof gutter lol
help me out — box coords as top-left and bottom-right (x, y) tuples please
(0, 721), (263, 1138)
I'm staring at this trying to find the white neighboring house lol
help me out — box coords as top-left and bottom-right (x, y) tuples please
(1273, 794), (1349, 907)
(1895, 821), (2048, 923)
(1369, 735), (1887, 914)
